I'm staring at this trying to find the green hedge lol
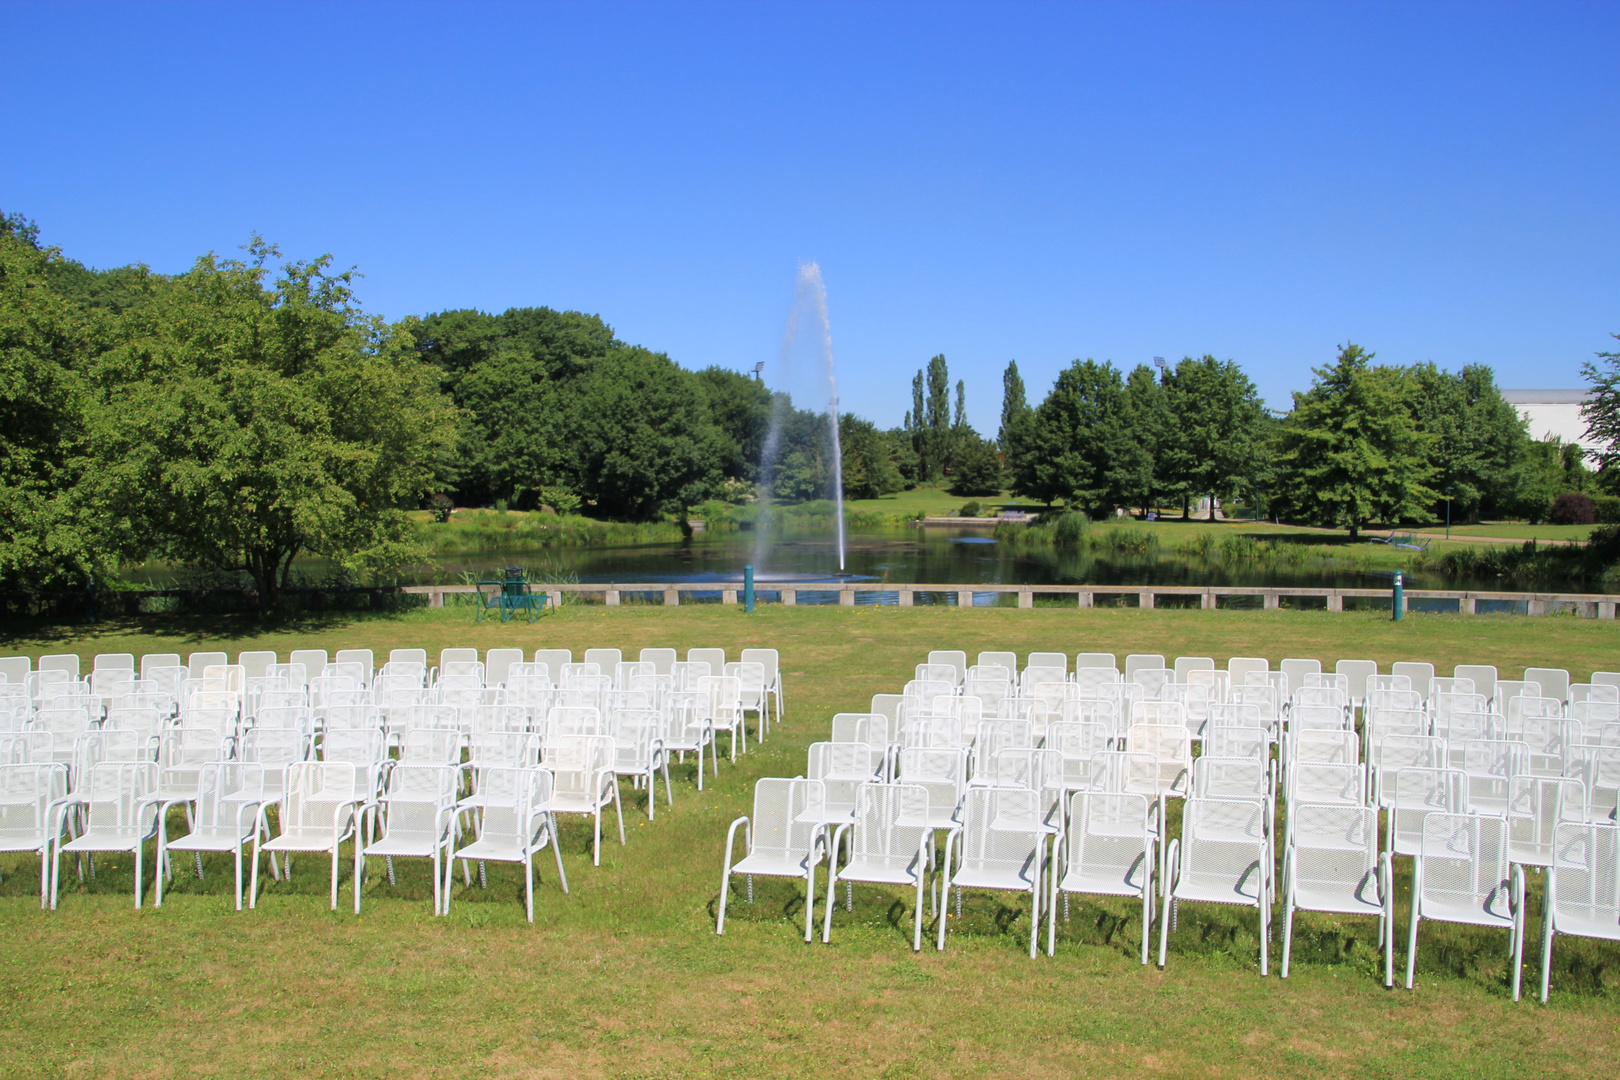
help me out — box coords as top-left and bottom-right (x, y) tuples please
(1592, 495), (1620, 524)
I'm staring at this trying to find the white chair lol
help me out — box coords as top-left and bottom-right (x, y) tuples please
(1404, 812), (1524, 1000)
(1539, 821), (1620, 1002)
(926, 649), (967, 685)
(1335, 659), (1379, 714)
(1507, 775), (1586, 870)
(894, 747), (968, 831)
(638, 648), (677, 676)
(718, 777), (830, 941)
(1280, 803), (1390, 983)
(156, 761), (266, 910)
(937, 786), (1049, 958)
(1388, 766), (1469, 857)
(251, 761), (366, 910)
(53, 761), (161, 909)
(1391, 661), (1434, 701)
(1523, 667), (1570, 706)
(355, 763), (459, 915)
(445, 767), (566, 922)
(1048, 791), (1157, 963)
(823, 782), (933, 950)
(1563, 745), (1620, 824)
(1124, 654), (1165, 680)
(545, 734), (622, 866)
(1158, 796), (1273, 974)
(609, 712), (671, 820)
(0, 762), (69, 906)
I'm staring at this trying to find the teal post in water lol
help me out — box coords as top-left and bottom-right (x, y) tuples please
(1392, 570), (1403, 622)
(744, 564), (755, 613)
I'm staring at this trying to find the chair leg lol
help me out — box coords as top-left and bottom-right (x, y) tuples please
(614, 786), (626, 846)
(803, 864), (817, 943)
(1281, 901), (1294, 978)
(329, 844), (341, 911)
(1158, 888), (1173, 968)
(234, 846), (243, 912)
(525, 855), (534, 923)
(550, 815), (569, 894)
(134, 845), (144, 910)
(1405, 905), (1420, 990)
(1540, 923), (1554, 1003)
(593, 807), (601, 866)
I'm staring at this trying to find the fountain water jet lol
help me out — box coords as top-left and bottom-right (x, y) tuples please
(753, 262), (846, 573)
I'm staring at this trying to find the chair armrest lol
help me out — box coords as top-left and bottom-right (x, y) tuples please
(722, 815), (751, 871)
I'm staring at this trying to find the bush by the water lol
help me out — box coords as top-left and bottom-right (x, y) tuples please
(1550, 492), (1597, 525)
(958, 501), (981, 518)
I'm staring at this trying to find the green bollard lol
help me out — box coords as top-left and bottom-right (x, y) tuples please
(1392, 570), (1403, 622)
(744, 564), (755, 613)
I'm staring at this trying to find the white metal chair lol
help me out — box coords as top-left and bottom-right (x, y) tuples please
(356, 763), (459, 915)
(823, 782), (933, 950)
(1280, 803), (1390, 983)
(1507, 775), (1586, 870)
(0, 762), (69, 906)
(251, 761), (365, 910)
(157, 761), (266, 910)
(1048, 790), (1156, 963)
(445, 766), (566, 922)
(1539, 821), (1620, 1002)
(718, 777), (830, 941)
(609, 711), (671, 820)
(938, 785), (1048, 958)
(1158, 796), (1273, 974)
(545, 734), (623, 866)
(1404, 812), (1524, 1000)
(53, 761), (162, 909)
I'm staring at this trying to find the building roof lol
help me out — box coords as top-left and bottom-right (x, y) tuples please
(1501, 389), (1592, 405)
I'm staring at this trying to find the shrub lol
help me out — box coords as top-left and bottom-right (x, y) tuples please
(959, 501), (981, 518)
(1590, 495), (1620, 525)
(1051, 511), (1088, 547)
(1549, 492), (1596, 526)
(426, 493), (453, 524)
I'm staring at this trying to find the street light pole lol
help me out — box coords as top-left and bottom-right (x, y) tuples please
(1446, 487), (1453, 540)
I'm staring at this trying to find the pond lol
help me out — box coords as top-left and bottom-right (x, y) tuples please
(124, 525), (1578, 596)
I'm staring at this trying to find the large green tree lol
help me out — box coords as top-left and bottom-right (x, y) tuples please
(87, 240), (459, 610)
(1580, 335), (1620, 493)
(1274, 343), (1435, 537)
(1162, 355), (1269, 521)
(1119, 363), (1170, 517)
(1401, 361), (1531, 521)
(1013, 359), (1135, 516)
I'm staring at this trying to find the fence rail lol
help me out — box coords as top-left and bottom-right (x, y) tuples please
(400, 582), (1620, 618)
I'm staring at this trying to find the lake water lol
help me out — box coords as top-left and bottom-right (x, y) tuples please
(367, 526), (1544, 594)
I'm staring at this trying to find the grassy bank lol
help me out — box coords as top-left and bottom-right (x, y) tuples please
(1, 605), (1617, 1078)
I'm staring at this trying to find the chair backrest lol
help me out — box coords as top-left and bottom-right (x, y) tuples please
(1573, 700), (1620, 729)
(956, 786), (1043, 882)
(1279, 658), (1321, 693)
(1179, 797), (1268, 894)
(93, 653), (135, 673)
(466, 648), (513, 689)
(1066, 790), (1153, 891)
(281, 761), (359, 835)
(1523, 667), (1570, 705)
(977, 651), (1018, 674)
(387, 648), (427, 668)
(1508, 695), (1563, 725)
(1452, 664), (1498, 701)
(185, 651), (227, 678)
(831, 713), (891, 748)
(638, 648), (677, 675)
(1564, 745), (1620, 822)
(1228, 684), (1279, 719)
(1432, 691), (1488, 722)
(1569, 683), (1620, 708)
(1507, 775), (1586, 868)
(39, 654), (81, 679)
(1227, 657), (1269, 688)
(687, 648), (724, 674)
(0, 656), (31, 684)
(1391, 661), (1434, 700)
(400, 728), (460, 767)
(0, 763), (68, 841)
(470, 731), (540, 770)
(241, 727), (308, 768)
(1287, 762), (1364, 807)
(83, 761), (159, 834)
(1416, 812), (1511, 919)
(533, 650), (573, 676)
(914, 662), (959, 687)
(289, 650), (328, 680)
(846, 782), (932, 875)
(1123, 723), (1192, 796)
(1392, 767), (1468, 854)
(1075, 667), (1123, 697)
(1367, 674), (1411, 695)
(1593, 672), (1620, 692)
(1204, 725), (1268, 761)
(746, 777), (826, 862)
(472, 766), (550, 847)
(577, 648), (618, 673)
(1289, 803), (1378, 903)
(1123, 654), (1163, 680)
(188, 761), (266, 836)
(1172, 656), (1215, 681)
(1334, 659), (1379, 704)
(1191, 755), (1269, 802)
(1290, 729), (1359, 766)
(334, 649), (373, 685)
(924, 650), (966, 684)
(1368, 689), (1423, 717)
(1549, 821), (1620, 932)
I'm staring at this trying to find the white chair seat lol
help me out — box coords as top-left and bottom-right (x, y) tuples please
(164, 827), (249, 854)
(950, 864), (1035, 892)
(1292, 881), (1384, 917)
(837, 858), (920, 887)
(1057, 864), (1144, 898)
(1552, 907), (1620, 941)
(731, 852), (812, 878)
(1421, 890), (1515, 928)
(61, 829), (146, 852)
(1173, 869), (1264, 906)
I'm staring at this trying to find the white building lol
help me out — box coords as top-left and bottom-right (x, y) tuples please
(1501, 389), (1606, 459)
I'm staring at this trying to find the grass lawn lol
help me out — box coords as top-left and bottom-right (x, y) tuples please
(1411, 523), (1599, 543)
(3, 604), (1618, 1078)
(841, 483), (1026, 519)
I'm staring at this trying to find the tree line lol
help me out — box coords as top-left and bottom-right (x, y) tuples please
(2, 212), (1615, 605)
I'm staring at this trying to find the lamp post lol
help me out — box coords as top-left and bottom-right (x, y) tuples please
(1446, 487), (1454, 540)
(752, 362), (765, 382)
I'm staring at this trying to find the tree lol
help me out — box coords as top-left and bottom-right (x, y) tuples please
(1119, 363), (1169, 517)
(571, 347), (722, 519)
(1580, 335), (1620, 492)
(1012, 359), (1135, 516)
(1162, 355), (1268, 521)
(838, 414), (905, 500)
(1274, 343), (1436, 538)
(949, 434), (1005, 496)
(86, 240), (460, 611)
(999, 360), (1032, 484)
(0, 221), (121, 590)
(1402, 361), (1531, 522)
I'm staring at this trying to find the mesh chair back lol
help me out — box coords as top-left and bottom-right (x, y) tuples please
(1290, 803), (1379, 905)
(1392, 767), (1467, 855)
(1287, 762), (1364, 807)
(747, 777), (826, 864)
(1508, 775), (1586, 868)
(1066, 791), (1153, 893)
(847, 782), (932, 876)
(1417, 812), (1512, 922)
(84, 761), (159, 836)
(956, 786), (1042, 887)
(0, 763), (67, 846)
(1549, 822), (1620, 933)
(1179, 797), (1268, 902)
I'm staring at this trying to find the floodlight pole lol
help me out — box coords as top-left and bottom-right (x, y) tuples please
(1446, 488), (1453, 540)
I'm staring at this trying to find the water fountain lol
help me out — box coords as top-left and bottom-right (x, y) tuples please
(753, 261), (846, 573)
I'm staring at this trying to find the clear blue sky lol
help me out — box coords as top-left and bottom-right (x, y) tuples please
(4, 1), (1616, 435)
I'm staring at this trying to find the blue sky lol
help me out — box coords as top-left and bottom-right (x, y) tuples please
(4, 1), (1616, 433)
